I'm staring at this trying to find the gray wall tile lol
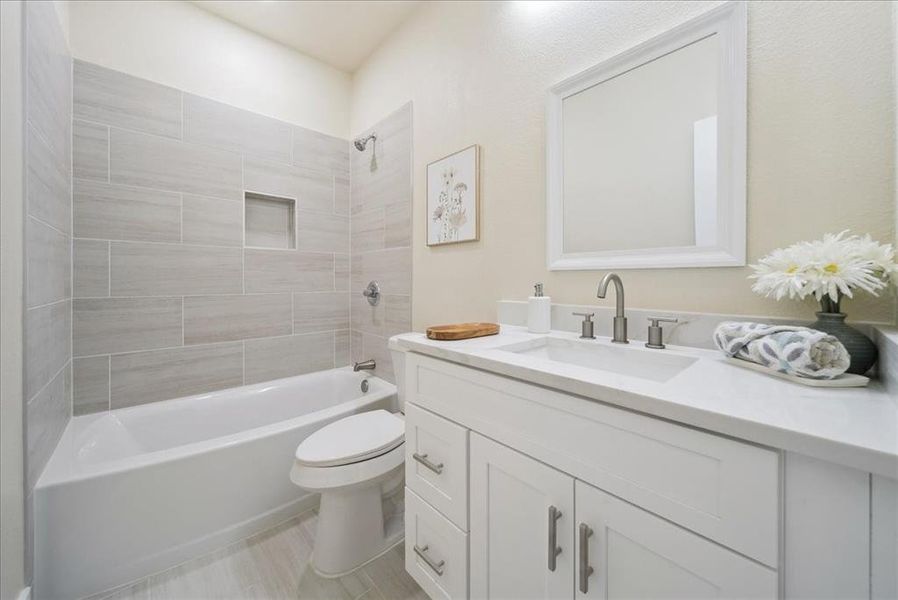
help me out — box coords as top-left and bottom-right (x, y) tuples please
(351, 247), (411, 296)
(244, 250), (334, 293)
(335, 254), (350, 291)
(350, 104), (411, 215)
(73, 120), (108, 181)
(26, 217), (70, 308)
(384, 200), (412, 248)
(27, 123), (70, 233)
(74, 179), (181, 242)
(110, 128), (242, 200)
(183, 94), (292, 163)
(293, 127), (349, 177)
(182, 194), (243, 247)
(360, 332), (394, 383)
(244, 156), (334, 214)
(351, 208), (385, 254)
(297, 211), (349, 253)
(335, 330), (350, 366)
(73, 356), (109, 415)
(25, 0), (71, 162)
(335, 176), (350, 216)
(351, 293), (384, 335)
(244, 333), (334, 384)
(74, 297), (183, 356)
(293, 292), (350, 333)
(111, 242), (243, 296)
(111, 343), (243, 408)
(74, 60), (181, 138)
(26, 364), (70, 493)
(184, 294), (292, 344)
(74, 239), (109, 297)
(384, 294), (411, 338)
(25, 300), (71, 401)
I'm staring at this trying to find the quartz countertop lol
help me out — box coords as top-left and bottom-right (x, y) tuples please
(390, 325), (898, 478)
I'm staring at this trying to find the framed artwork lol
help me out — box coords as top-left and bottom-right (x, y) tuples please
(426, 144), (480, 246)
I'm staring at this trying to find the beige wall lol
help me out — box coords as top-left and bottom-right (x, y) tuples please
(68, 1), (352, 138)
(352, 1), (897, 329)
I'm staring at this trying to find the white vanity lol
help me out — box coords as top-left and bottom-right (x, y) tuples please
(392, 326), (898, 600)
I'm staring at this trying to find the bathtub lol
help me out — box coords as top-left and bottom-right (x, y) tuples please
(33, 367), (396, 600)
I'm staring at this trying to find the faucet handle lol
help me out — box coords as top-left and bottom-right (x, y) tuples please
(573, 312), (596, 339)
(645, 317), (677, 349)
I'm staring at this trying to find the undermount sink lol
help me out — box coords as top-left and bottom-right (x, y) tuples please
(496, 337), (698, 383)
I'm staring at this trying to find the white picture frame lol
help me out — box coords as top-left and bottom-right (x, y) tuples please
(546, 1), (747, 270)
(426, 144), (480, 246)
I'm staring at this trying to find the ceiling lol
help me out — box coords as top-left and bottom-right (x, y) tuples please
(191, 1), (420, 73)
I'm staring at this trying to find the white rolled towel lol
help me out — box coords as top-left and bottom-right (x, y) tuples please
(712, 321), (850, 379)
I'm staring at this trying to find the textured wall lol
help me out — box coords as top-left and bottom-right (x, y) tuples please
(68, 0), (351, 138)
(22, 0), (72, 582)
(71, 61), (351, 413)
(351, 1), (897, 328)
(349, 104), (413, 382)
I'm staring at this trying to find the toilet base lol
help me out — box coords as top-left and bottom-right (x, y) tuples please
(311, 483), (404, 577)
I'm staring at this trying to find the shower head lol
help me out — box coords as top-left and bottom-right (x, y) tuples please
(353, 133), (376, 152)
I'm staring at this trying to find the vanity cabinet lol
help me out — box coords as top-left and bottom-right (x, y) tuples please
(402, 351), (895, 599)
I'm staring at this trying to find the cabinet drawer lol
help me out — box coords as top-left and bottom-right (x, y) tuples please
(405, 403), (468, 530)
(405, 488), (468, 600)
(406, 353), (780, 567)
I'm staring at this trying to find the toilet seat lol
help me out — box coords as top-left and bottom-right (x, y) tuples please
(295, 410), (404, 467)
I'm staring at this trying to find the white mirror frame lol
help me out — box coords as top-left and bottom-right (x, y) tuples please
(546, 1), (747, 271)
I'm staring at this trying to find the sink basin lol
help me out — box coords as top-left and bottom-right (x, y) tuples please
(496, 337), (697, 383)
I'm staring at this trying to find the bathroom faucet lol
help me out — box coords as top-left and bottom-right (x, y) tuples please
(353, 359), (376, 372)
(596, 273), (628, 344)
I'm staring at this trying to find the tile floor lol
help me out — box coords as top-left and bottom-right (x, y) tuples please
(92, 497), (426, 600)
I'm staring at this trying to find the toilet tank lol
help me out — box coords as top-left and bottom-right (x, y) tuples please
(389, 347), (407, 413)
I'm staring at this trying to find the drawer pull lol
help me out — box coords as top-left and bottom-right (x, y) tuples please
(578, 523), (594, 593)
(413, 544), (445, 576)
(547, 505), (563, 571)
(413, 452), (444, 474)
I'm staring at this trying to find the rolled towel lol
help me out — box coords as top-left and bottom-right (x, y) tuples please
(713, 321), (850, 379)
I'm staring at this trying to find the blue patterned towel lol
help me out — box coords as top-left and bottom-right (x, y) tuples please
(713, 321), (850, 379)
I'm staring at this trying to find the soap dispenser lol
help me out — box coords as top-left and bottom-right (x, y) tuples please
(528, 283), (551, 333)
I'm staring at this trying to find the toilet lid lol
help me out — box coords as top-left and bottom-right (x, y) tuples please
(295, 410), (405, 467)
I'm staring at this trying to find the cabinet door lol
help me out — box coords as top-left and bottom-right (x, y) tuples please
(574, 481), (777, 599)
(470, 433), (574, 600)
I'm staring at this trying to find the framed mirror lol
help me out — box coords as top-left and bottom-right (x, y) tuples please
(546, 2), (746, 270)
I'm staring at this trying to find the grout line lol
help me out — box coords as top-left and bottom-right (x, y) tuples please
(26, 297), (70, 312)
(27, 212), (70, 238)
(25, 360), (70, 406)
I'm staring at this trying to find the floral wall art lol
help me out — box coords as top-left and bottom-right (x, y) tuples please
(427, 145), (479, 245)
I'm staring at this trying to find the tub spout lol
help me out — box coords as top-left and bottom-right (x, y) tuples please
(353, 359), (376, 372)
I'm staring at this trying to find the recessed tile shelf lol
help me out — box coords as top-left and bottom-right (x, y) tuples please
(244, 191), (296, 250)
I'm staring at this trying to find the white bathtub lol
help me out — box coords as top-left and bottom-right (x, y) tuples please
(33, 368), (396, 600)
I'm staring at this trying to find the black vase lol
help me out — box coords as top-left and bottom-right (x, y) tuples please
(810, 312), (878, 375)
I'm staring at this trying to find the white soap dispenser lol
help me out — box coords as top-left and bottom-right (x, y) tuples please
(527, 283), (551, 333)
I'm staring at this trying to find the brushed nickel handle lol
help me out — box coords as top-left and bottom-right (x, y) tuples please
(547, 505), (563, 571)
(414, 544), (445, 576)
(579, 523), (594, 594)
(412, 452), (444, 474)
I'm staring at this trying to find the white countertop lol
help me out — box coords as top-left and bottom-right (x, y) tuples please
(390, 325), (898, 479)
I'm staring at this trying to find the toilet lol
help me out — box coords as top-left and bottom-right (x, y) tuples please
(289, 349), (407, 577)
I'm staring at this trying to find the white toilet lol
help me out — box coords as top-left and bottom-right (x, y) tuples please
(289, 349), (407, 577)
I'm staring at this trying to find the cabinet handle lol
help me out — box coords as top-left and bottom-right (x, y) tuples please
(413, 544), (445, 576)
(547, 505), (563, 571)
(412, 452), (444, 474)
(578, 523), (594, 594)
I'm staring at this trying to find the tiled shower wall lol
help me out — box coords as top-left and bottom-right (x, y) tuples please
(350, 104), (413, 382)
(23, 0), (72, 578)
(71, 61), (352, 413)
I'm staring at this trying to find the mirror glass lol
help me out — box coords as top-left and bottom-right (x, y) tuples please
(562, 35), (718, 254)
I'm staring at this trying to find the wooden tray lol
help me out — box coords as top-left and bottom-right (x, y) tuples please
(426, 322), (500, 341)
(725, 357), (869, 387)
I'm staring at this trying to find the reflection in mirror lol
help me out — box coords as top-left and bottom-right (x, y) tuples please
(562, 35), (718, 254)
